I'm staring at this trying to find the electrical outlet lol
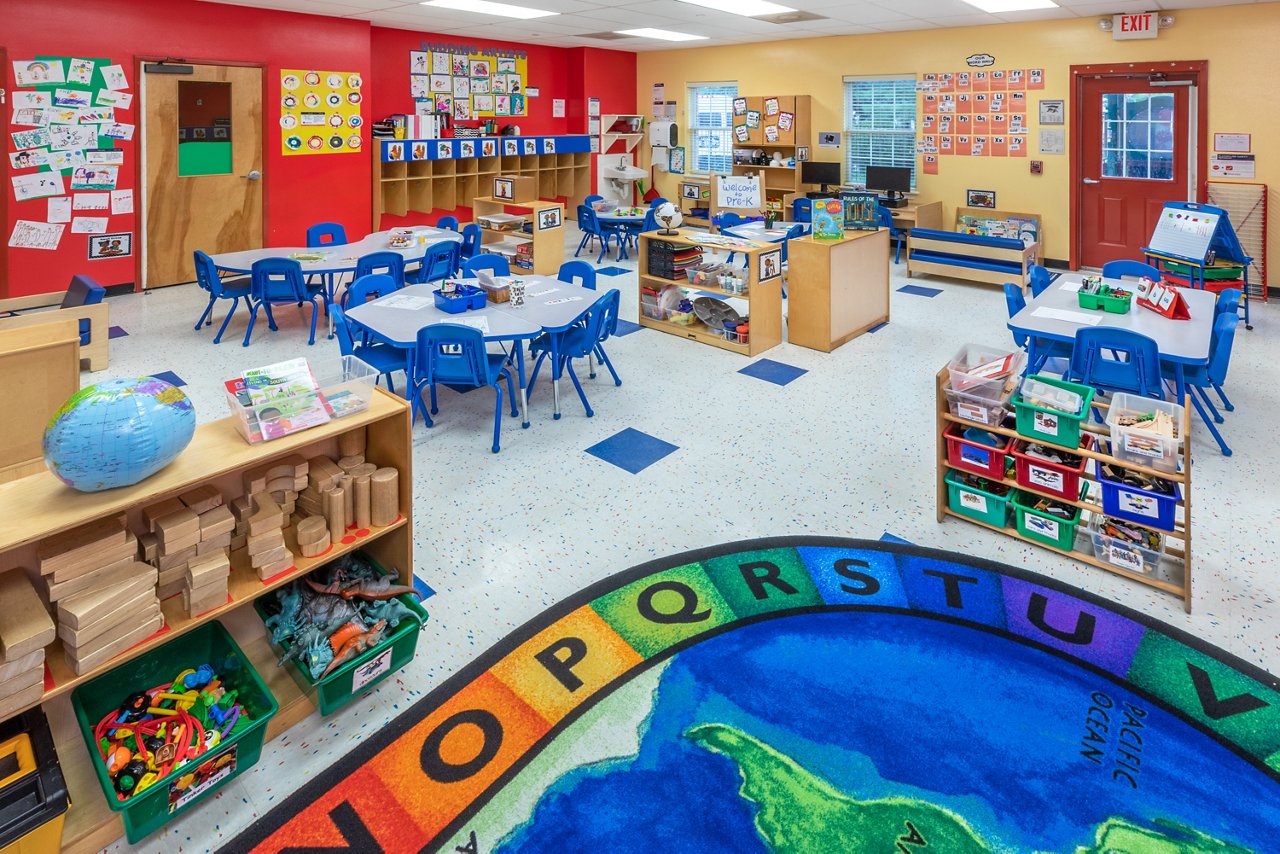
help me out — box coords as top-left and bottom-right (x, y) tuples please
(1030, 160), (1043, 175)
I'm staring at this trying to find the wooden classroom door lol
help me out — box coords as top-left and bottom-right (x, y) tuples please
(144, 63), (262, 287)
(1076, 74), (1192, 269)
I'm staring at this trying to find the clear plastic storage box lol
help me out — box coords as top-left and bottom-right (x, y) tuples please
(1104, 394), (1184, 474)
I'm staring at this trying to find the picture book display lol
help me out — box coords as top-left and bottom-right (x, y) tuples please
(409, 44), (527, 122)
(280, 69), (364, 156)
(224, 358), (368, 443)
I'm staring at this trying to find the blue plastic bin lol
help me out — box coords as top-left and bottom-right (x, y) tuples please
(433, 284), (486, 313)
(792, 198), (812, 223)
(1095, 464), (1181, 532)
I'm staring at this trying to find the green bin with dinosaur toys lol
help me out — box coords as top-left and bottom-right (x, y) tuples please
(254, 552), (427, 715)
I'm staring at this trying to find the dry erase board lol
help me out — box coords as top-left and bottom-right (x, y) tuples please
(715, 174), (762, 211)
(1147, 206), (1221, 262)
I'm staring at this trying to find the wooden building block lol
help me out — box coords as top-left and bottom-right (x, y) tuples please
(348, 462), (378, 479)
(256, 550), (294, 580)
(246, 528), (284, 557)
(230, 495), (254, 524)
(138, 532), (159, 563)
(250, 544), (287, 569)
(0, 683), (44, 719)
(35, 515), (129, 575)
(154, 508), (200, 548)
(196, 533), (231, 556)
(325, 487), (345, 542)
(307, 455), (343, 492)
(244, 454), (308, 495)
(156, 578), (186, 601)
(186, 552), (230, 586)
(64, 601), (161, 659)
(0, 570), (55, 661)
(297, 487), (325, 516)
(157, 565), (190, 586)
(370, 467), (399, 527)
(338, 455), (365, 473)
(59, 595), (157, 648)
(230, 533), (247, 552)
(340, 474), (354, 528)
(141, 498), (185, 531)
(248, 492), (284, 537)
(179, 484), (223, 515)
(299, 532), (331, 558)
(199, 504), (235, 540)
(295, 516), (327, 547)
(354, 475), (371, 529)
(46, 534), (139, 583)
(57, 569), (158, 630)
(0, 668), (44, 703)
(0, 649), (43, 685)
(65, 612), (164, 675)
(182, 586), (226, 617)
(338, 427), (366, 459)
(45, 557), (144, 602)
(155, 545), (197, 572)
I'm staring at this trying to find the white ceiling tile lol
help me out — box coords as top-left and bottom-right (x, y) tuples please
(993, 6), (1078, 20)
(1066, 0), (1152, 14)
(871, 0), (987, 16)
(817, 4), (917, 24)
(1154, 0), (1237, 8)
(921, 12), (1001, 26)
(864, 17), (942, 28)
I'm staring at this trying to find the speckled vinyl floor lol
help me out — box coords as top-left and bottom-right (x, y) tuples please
(90, 226), (1278, 852)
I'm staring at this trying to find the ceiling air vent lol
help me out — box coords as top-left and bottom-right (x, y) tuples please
(755, 10), (827, 23)
(579, 31), (631, 39)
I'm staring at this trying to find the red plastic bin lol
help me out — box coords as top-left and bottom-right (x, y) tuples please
(944, 422), (1010, 480)
(1010, 434), (1095, 501)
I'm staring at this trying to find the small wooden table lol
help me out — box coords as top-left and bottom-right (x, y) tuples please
(786, 229), (890, 352)
(889, 200), (943, 231)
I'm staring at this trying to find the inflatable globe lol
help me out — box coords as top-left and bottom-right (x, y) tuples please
(43, 377), (196, 493)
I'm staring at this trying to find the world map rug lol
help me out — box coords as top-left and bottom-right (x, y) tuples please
(229, 537), (1280, 853)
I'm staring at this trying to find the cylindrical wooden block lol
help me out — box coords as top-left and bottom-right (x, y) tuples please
(325, 487), (345, 542)
(338, 428), (366, 459)
(354, 475), (371, 530)
(295, 515), (327, 546)
(338, 455), (365, 473)
(349, 462), (378, 479)
(340, 474), (354, 529)
(370, 467), (398, 527)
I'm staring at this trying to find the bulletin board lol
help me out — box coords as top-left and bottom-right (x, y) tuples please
(915, 67), (1045, 175)
(6, 55), (134, 256)
(409, 44), (527, 121)
(280, 69), (365, 156)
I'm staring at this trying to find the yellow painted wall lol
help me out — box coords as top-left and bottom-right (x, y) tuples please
(636, 3), (1278, 274)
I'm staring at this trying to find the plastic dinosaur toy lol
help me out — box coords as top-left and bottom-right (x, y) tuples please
(322, 619), (388, 677)
(304, 574), (419, 601)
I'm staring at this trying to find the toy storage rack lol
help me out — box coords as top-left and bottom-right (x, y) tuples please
(0, 388), (413, 852)
(471, 196), (565, 276)
(636, 228), (782, 357)
(934, 368), (1194, 612)
(1205, 180), (1267, 302)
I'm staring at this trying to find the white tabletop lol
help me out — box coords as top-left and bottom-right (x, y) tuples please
(595, 209), (646, 223)
(724, 221), (808, 243)
(1008, 274), (1215, 364)
(344, 284), (540, 346)
(496, 276), (605, 329)
(209, 229), (463, 275)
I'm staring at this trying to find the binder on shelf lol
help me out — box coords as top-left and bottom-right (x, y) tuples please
(1137, 280), (1190, 320)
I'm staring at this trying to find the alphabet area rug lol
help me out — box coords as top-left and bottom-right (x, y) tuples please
(230, 537), (1280, 854)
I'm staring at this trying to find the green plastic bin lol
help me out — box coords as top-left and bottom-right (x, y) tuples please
(254, 558), (427, 716)
(1077, 290), (1132, 313)
(1013, 485), (1087, 551)
(1013, 375), (1095, 448)
(945, 469), (1013, 528)
(70, 621), (278, 843)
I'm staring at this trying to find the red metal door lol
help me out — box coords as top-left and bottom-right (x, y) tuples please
(1077, 76), (1190, 268)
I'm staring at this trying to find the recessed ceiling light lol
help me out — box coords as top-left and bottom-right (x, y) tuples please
(676, 0), (796, 16)
(961, 0), (1058, 12)
(614, 27), (708, 41)
(421, 0), (557, 19)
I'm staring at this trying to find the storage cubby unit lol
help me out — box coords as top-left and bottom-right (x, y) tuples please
(0, 388), (414, 852)
(934, 367), (1194, 611)
(677, 178), (711, 228)
(472, 196), (565, 275)
(372, 135), (591, 229)
(726, 95), (812, 226)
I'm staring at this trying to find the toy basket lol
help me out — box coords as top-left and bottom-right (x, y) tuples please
(1010, 434), (1094, 502)
(945, 469), (1013, 528)
(1012, 485), (1087, 551)
(1104, 394), (1184, 474)
(1088, 513), (1165, 575)
(944, 422), (1011, 480)
(70, 621), (278, 843)
(1012, 375), (1094, 447)
(433, 284), (487, 313)
(947, 344), (1025, 401)
(1095, 462), (1182, 532)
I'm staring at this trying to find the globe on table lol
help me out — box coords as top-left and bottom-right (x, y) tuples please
(655, 201), (683, 235)
(43, 377), (196, 493)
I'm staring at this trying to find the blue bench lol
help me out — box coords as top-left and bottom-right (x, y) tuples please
(906, 228), (1034, 287)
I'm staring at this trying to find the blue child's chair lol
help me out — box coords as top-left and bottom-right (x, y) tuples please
(193, 251), (252, 344)
(464, 254), (510, 278)
(409, 324), (518, 453)
(245, 258), (321, 347)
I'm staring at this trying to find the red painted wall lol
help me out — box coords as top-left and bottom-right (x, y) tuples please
(567, 48), (638, 198)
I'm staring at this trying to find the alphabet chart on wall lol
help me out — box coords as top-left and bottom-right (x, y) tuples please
(915, 68), (1044, 174)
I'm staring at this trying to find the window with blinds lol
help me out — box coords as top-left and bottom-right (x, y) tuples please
(687, 82), (737, 174)
(843, 76), (917, 189)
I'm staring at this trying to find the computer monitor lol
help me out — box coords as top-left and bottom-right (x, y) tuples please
(864, 165), (912, 206)
(800, 160), (842, 194)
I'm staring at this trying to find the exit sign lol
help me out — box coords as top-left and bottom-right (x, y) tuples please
(1113, 12), (1159, 39)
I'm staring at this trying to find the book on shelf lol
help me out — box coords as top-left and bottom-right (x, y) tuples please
(225, 358), (333, 442)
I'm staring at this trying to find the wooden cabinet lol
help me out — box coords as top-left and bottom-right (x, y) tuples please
(787, 230), (891, 352)
(472, 196), (565, 276)
(0, 389), (414, 852)
(729, 95), (812, 221)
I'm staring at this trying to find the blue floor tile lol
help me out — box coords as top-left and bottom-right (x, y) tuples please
(596, 266), (630, 277)
(897, 285), (943, 298)
(586, 428), (679, 474)
(151, 370), (186, 387)
(868, 321), (889, 334)
(108, 325), (129, 339)
(879, 531), (915, 545)
(738, 358), (808, 387)
(613, 318), (642, 337)
(412, 575), (437, 601)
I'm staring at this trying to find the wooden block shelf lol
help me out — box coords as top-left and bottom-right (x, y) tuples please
(0, 387), (414, 852)
(934, 368), (1193, 611)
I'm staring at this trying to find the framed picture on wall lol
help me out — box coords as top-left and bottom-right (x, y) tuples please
(669, 146), (685, 175)
(966, 189), (997, 208)
(758, 248), (782, 282)
(680, 182), (700, 200)
(88, 232), (132, 260)
(797, 146), (810, 162)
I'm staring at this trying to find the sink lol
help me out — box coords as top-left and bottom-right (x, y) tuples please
(602, 165), (646, 181)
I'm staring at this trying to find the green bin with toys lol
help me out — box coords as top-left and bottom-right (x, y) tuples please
(254, 552), (427, 716)
(1013, 375), (1095, 448)
(70, 621), (278, 843)
(1013, 485), (1087, 551)
(945, 469), (1013, 528)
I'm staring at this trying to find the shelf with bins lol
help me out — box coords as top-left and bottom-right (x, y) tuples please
(373, 136), (590, 230)
(472, 196), (565, 276)
(933, 368), (1193, 610)
(636, 229), (783, 357)
(0, 388), (415, 853)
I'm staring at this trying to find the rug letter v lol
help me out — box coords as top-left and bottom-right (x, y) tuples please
(1186, 663), (1269, 720)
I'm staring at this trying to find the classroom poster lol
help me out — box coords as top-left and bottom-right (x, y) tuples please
(916, 67), (1046, 174)
(411, 44), (527, 121)
(280, 69), (364, 155)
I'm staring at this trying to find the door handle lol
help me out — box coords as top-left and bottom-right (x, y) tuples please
(242, 170), (263, 181)
(1083, 177), (1101, 184)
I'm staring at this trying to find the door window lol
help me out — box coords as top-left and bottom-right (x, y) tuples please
(178, 81), (232, 176)
(1101, 92), (1174, 181)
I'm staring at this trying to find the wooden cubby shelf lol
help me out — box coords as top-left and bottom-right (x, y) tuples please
(934, 368), (1193, 611)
